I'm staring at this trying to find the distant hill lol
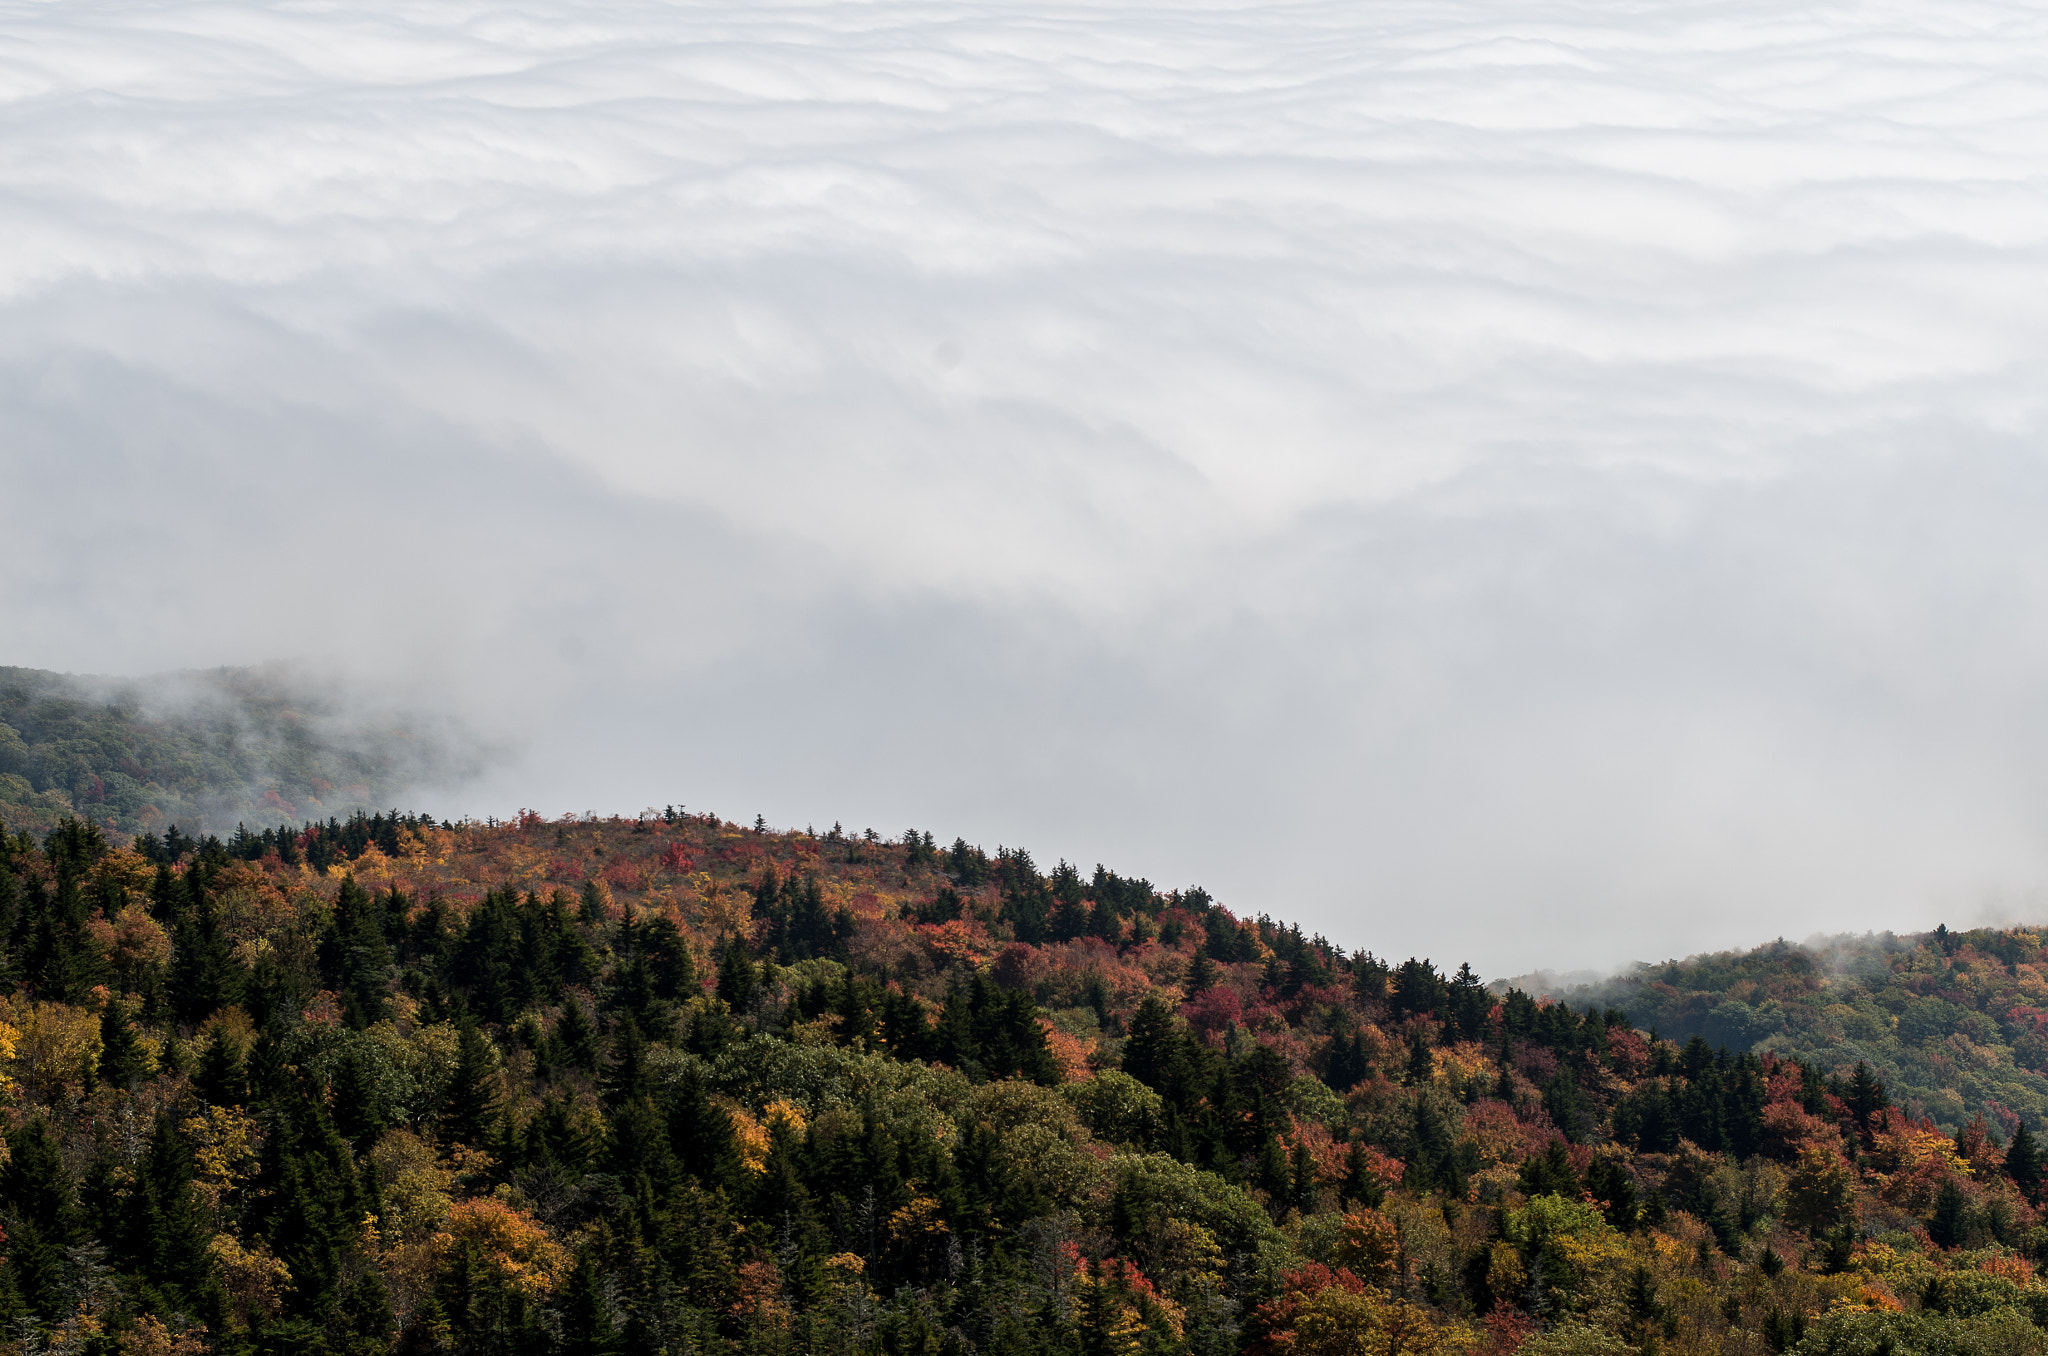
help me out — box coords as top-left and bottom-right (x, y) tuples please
(0, 664), (481, 838)
(1560, 927), (2048, 1139)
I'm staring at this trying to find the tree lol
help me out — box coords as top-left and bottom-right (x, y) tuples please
(194, 1027), (248, 1107)
(716, 936), (758, 1012)
(602, 1014), (648, 1107)
(247, 1096), (367, 1326)
(2009, 1123), (2044, 1204)
(1123, 995), (1188, 1098)
(556, 999), (600, 1073)
(332, 1045), (388, 1150)
(2, 1119), (83, 1323)
(1781, 1142), (1854, 1235)
(1544, 1068), (1592, 1143)
(1519, 1140), (1582, 1201)
(1845, 1062), (1889, 1142)
(1927, 1176), (1969, 1249)
(442, 1018), (502, 1149)
(97, 995), (146, 1091)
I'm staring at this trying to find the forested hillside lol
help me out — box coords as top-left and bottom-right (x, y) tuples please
(5, 806), (2048, 1356)
(1564, 932), (2048, 1153)
(0, 666), (476, 841)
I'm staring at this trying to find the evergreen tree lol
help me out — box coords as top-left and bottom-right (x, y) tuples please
(716, 935), (758, 1012)
(557, 998), (601, 1072)
(1846, 1061), (1889, 1141)
(1342, 1139), (1387, 1207)
(1928, 1176), (1970, 1249)
(1544, 1067), (1592, 1143)
(96, 996), (146, 1091)
(1, 1119), (82, 1324)
(122, 1114), (213, 1308)
(2009, 1123), (2044, 1204)
(332, 1045), (388, 1150)
(559, 1248), (623, 1356)
(1123, 994), (1192, 1105)
(194, 1027), (248, 1106)
(442, 1018), (502, 1148)
(603, 1014), (649, 1106)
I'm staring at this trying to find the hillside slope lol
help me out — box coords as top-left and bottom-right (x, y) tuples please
(2, 807), (2048, 1355)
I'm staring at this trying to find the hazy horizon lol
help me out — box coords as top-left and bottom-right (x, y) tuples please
(8, 0), (2048, 977)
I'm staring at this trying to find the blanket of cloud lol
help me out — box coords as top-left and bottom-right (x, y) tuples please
(5, 0), (2048, 973)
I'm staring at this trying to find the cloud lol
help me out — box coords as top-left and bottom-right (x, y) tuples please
(5, 0), (2048, 973)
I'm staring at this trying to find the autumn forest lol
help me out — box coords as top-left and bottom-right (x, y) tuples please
(0, 794), (2042, 1356)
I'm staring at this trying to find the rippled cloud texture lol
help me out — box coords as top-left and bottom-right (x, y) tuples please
(6, 0), (2048, 972)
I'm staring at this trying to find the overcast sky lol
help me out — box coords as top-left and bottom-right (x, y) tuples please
(6, 0), (2048, 975)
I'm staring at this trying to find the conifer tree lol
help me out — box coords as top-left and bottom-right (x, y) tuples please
(2009, 1123), (2044, 1204)
(1122, 995), (1188, 1101)
(194, 1027), (248, 1106)
(2, 1119), (82, 1323)
(1342, 1138), (1386, 1207)
(332, 1046), (387, 1150)
(1929, 1176), (1970, 1249)
(124, 1113), (213, 1308)
(559, 1248), (623, 1356)
(96, 995), (146, 1091)
(1846, 1061), (1889, 1142)
(1289, 1137), (1317, 1215)
(442, 1018), (502, 1148)
(557, 998), (601, 1073)
(716, 935), (758, 1012)
(603, 1014), (649, 1107)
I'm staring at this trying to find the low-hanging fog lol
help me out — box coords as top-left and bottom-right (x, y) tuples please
(6, 0), (2048, 976)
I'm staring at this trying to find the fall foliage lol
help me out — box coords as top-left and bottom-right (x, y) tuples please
(0, 805), (2046, 1356)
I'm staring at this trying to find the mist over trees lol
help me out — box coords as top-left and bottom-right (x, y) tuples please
(1564, 930), (2048, 1146)
(0, 665), (481, 840)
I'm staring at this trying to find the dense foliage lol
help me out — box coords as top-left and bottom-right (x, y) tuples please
(3, 807), (2048, 1356)
(1568, 930), (2048, 1149)
(0, 666), (470, 841)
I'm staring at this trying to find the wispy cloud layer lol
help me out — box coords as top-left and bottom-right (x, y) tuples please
(6, 0), (2048, 972)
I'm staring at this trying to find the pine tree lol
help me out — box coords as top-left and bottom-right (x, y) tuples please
(2, 1119), (82, 1322)
(603, 1014), (648, 1106)
(1289, 1136), (1317, 1214)
(1544, 1067), (1591, 1143)
(666, 1062), (745, 1193)
(332, 1046), (387, 1150)
(1342, 1139), (1386, 1208)
(557, 999), (600, 1072)
(128, 1113), (213, 1306)
(1845, 1062), (1889, 1141)
(716, 936), (758, 1013)
(96, 996), (145, 1091)
(194, 1028), (248, 1106)
(559, 1248), (623, 1356)
(1257, 1133), (1290, 1208)
(1928, 1176), (1970, 1249)
(2011, 1124), (2046, 1204)
(325, 873), (393, 1028)
(442, 1018), (502, 1148)
(1405, 1024), (1434, 1085)
(1122, 995), (1188, 1101)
